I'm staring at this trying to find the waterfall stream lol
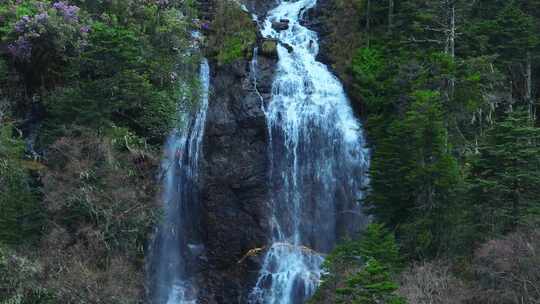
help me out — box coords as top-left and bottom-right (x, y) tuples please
(249, 1), (370, 303)
(149, 59), (210, 304)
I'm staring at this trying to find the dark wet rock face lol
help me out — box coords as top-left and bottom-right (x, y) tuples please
(302, 0), (333, 64)
(242, 0), (278, 17)
(197, 53), (276, 303)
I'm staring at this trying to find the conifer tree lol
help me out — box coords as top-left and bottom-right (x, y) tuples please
(469, 110), (540, 235)
(337, 258), (406, 304)
(367, 90), (461, 257)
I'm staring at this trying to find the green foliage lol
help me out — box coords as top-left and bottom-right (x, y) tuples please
(350, 0), (529, 262)
(37, 1), (196, 145)
(311, 223), (403, 303)
(321, 0), (540, 300)
(358, 224), (401, 270)
(337, 259), (406, 304)
(0, 1), (37, 40)
(352, 48), (384, 82)
(208, 0), (256, 65)
(0, 0), (200, 302)
(43, 69), (178, 144)
(366, 90), (462, 258)
(0, 125), (43, 245)
(78, 21), (140, 78)
(3, 1), (89, 91)
(42, 131), (159, 255)
(469, 110), (540, 235)
(491, 4), (538, 63)
(0, 245), (57, 304)
(217, 35), (253, 65)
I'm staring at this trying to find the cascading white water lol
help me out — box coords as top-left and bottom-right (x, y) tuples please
(150, 59), (210, 304)
(249, 1), (370, 303)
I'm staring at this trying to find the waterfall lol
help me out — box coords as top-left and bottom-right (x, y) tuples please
(249, 1), (370, 303)
(149, 59), (210, 304)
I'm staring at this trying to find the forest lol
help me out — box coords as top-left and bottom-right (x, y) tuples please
(1, 0), (540, 303)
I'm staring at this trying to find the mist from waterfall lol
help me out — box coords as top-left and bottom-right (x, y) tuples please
(249, 0), (370, 303)
(148, 59), (210, 304)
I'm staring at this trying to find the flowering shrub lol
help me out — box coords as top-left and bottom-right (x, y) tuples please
(7, 1), (89, 69)
(0, 0), (200, 302)
(52, 1), (80, 21)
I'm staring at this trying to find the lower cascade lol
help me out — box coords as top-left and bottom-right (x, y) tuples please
(249, 1), (370, 303)
(148, 59), (210, 304)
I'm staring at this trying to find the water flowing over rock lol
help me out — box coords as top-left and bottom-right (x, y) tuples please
(147, 59), (210, 304)
(248, 0), (370, 303)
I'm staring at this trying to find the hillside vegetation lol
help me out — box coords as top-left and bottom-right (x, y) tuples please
(312, 1), (540, 303)
(0, 0), (201, 302)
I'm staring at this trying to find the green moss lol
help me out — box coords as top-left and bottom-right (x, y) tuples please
(208, 1), (257, 65)
(261, 39), (278, 57)
(216, 30), (256, 65)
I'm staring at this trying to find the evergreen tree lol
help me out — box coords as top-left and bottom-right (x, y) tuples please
(312, 223), (404, 303)
(358, 223), (401, 271)
(337, 258), (406, 304)
(469, 110), (540, 235)
(367, 90), (462, 257)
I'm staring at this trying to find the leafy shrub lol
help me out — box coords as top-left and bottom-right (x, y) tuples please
(207, 0), (256, 65)
(3, 1), (89, 89)
(0, 124), (43, 245)
(43, 69), (178, 144)
(35, 131), (160, 302)
(0, 245), (57, 304)
(42, 131), (159, 254)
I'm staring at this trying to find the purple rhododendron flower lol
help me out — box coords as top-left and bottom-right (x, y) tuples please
(53, 1), (80, 21)
(36, 12), (49, 23)
(8, 37), (32, 60)
(14, 15), (31, 33)
(80, 25), (90, 33)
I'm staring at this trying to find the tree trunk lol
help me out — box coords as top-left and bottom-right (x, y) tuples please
(366, 0), (371, 46)
(449, 4), (455, 59)
(388, 0), (394, 34)
(448, 2), (456, 100)
(526, 51), (533, 117)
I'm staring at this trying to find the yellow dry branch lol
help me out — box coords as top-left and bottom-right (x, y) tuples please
(237, 242), (322, 264)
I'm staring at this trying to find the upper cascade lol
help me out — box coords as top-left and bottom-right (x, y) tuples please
(249, 0), (370, 303)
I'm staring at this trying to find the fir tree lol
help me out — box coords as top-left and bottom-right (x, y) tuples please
(337, 258), (406, 304)
(469, 109), (540, 235)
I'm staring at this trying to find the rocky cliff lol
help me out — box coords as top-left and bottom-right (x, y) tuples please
(198, 44), (276, 304)
(195, 0), (360, 302)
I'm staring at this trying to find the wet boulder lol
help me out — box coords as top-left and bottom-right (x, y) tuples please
(280, 42), (294, 53)
(272, 19), (290, 31)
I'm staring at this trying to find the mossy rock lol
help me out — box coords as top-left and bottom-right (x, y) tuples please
(260, 39), (278, 58)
